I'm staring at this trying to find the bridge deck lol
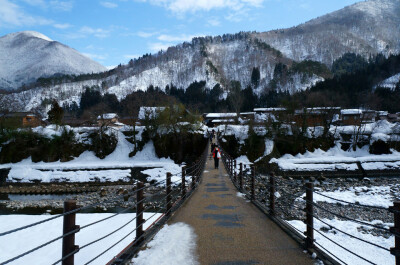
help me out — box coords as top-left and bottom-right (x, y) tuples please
(168, 148), (313, 265)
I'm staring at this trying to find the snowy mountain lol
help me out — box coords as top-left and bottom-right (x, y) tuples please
(1, 0), (399, 112)
(253, 0), (400, 65)
(376, 73), (400, 89)
(0, 31), (107, 91)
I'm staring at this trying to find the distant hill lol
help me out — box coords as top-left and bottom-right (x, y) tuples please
(253, 0), (400, 65)
(0, 31), (107, 91)
(0, 0), (399, 112)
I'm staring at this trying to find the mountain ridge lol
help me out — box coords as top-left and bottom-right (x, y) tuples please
(1, 0), (399, 112)
(0, 31), (107, 91)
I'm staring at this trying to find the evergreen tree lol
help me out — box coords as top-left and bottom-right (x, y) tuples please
(251, 67), (260, 88)
(48, 101), (64, 125)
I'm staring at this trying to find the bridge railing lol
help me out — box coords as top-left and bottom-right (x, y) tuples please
(0, 141), (209, 265)
(218, 145), (400, 265)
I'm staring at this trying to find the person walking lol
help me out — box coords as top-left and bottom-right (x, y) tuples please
(210, 143), (216, 160)
(213, 147), (221, 169)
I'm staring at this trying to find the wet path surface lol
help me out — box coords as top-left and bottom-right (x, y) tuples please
(168, 148), (313, 265)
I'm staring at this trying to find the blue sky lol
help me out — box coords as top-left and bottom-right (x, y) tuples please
(0, 0), (361, 67)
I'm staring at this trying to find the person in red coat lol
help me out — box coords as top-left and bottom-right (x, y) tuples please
(213, 147), (221, 169)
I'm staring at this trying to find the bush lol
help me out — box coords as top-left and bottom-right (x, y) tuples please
(370, 140), (391, 154)
(243, 128), (265, 162)
(33, 128), (84, 162)
(274, 135), (334, 156)
(0, 130), (46, 163)
(89, 129), (118, 159)
(152, 132), (207, 164)
(218, 136), (240, 158)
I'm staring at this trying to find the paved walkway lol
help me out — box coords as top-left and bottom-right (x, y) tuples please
(168, 145), (313, 265)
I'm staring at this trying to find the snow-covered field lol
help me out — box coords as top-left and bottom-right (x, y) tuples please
(271, 145), (400, 171)
(288, 218), (394, 265)
(131, 223), (198, 265)
(288, 182), (396, 264)
(1, 129), (181, 183)
(0, 213), (162, 265)
(302, 186), (394, 208)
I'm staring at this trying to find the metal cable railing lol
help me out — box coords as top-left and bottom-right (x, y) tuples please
(218, 143), (399, 265)
(1, 140), (210, 265)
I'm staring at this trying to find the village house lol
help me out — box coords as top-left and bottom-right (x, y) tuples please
(253, 108), (286, 124)
(119, 116), (140, 126)
(293, 107), (341, 127)
(0, 112), (43, 128)
(387, 113), (399, 123)
(239, 112), (255, 124)
(97, 113), (121, 127)
(202, 113), (237, 127)
(62, 114), (92, 127)
(341, 109), (377, 125)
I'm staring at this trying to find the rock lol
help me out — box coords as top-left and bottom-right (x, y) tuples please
(100, 188), (107, 197)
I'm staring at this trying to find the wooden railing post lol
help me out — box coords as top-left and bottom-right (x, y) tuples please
(166, 172), (172, 215)
(136, 181), (144, 245)
(234, 160), (237, 183)
(269, 172), (275, 216)
(390, 201), (400, 265)
(181, 166), (186, 198)
(305, 182), (314, 249)
(251, 165), (255, 201)
(62, 200), (79, 265)
(239, 163), (243, 191)
(191, 163), (196, 190)
(230, 158), (233, 176)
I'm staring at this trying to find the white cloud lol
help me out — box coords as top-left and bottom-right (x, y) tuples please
(80, 26), (111, 38)
(137, 31), (159, 38)
(137, 0), (264, 14)
(207, 18), (220, 26)
(82, 52), (107, 61)
(50, 1), (74, 11)
(53, 23), (72, 29)
(21, 0), (74, 11)
(225, 7), (251, 22)
(100, 1), (118, 8)
(20, 0), (46, 8)
(148, 42), (172, 52)
(0, 0), (53, 27)
(157, 33), (200, 42)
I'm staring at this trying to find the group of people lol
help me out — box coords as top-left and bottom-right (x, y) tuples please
(207, 129), (222, 169)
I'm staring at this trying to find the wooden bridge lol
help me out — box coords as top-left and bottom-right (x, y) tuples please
(167, 145), (312, 264)
(1, 139), (399, 265)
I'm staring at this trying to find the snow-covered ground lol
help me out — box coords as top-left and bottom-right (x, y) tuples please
(286, 179), (397, 264)
(131, 223), (198, 265)
(298, 185), (394, 208)
(288, 219), (394, 265)
(271, 144), (400, 171)
(1, 129), (181, 183)
(0, 213), (162, 265)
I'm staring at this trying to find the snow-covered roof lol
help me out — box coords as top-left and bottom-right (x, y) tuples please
(212, 119), (235, 123)
(378, 111), (389, 116)
(240, 112), (255, 115)
(138, 107), (166, 120)
(97, 113), (118, 120)
(341, 109), (362, 115)
(306, 107), (341, 111)
(254, 108), (286, 112)
(206, 113), (237, 118)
